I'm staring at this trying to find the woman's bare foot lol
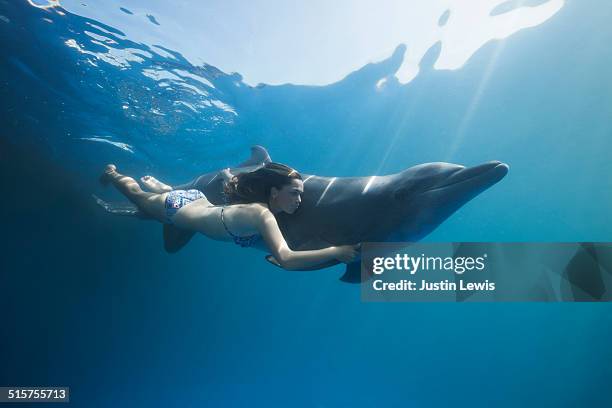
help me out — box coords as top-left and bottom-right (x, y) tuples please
(140, 175), (171, 193)
(99, 164), (118, 186)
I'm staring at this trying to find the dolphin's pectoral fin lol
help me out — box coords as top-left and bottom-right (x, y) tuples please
(163, 224), (196, 253)
(339, 262), (365, 283)
(93, 194), (143, 217)
(237, 145), (271, 167)
(264, 255), (340, 271)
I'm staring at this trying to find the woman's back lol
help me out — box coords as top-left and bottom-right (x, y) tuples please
(171, 199), (265, 243)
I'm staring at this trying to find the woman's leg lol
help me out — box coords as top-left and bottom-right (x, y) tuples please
(102, 164), (166, 221)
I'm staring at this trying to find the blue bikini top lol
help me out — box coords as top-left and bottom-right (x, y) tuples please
(220, 207), (260, 247)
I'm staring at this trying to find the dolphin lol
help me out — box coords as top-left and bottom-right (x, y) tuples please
(95, 145), (509, 282)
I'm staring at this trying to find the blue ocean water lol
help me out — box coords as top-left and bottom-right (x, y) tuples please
(1, 1), (612, 407)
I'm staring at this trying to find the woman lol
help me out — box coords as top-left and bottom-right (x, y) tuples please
(101, 162), (360, 270)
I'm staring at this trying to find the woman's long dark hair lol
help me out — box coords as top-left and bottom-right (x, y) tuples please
(224, 162), (302, 204)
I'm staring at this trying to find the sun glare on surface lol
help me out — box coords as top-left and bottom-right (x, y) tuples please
(27, 0), (61, 10)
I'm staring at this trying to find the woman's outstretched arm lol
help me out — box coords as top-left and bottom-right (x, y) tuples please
(254, 207), (359, 270)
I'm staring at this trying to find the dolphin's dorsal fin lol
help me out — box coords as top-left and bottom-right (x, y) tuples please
(237, 145), (271, 168)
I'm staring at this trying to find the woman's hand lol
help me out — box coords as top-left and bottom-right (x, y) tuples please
(334, 244), (361, 263)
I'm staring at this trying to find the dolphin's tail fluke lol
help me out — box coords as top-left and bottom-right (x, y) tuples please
(93, 194), (196, 252)
(92, 194), (142, 217)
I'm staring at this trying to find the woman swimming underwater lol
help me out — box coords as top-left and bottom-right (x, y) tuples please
(101, 162), (360, 270)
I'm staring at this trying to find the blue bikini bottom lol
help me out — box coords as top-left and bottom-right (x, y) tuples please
(164, 189), (204, 223)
